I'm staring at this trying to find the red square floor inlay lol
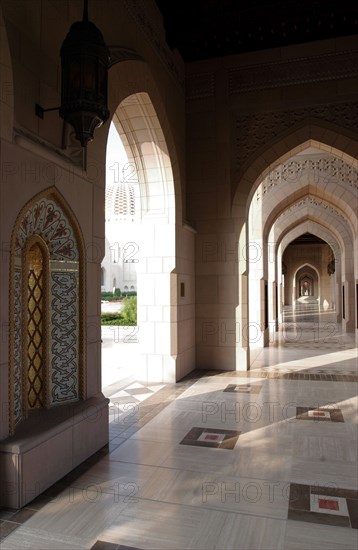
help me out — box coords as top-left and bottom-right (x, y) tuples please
(180, 427), (240, 449)
(318, 498), (339, 511)
(313, 411), (326, 417)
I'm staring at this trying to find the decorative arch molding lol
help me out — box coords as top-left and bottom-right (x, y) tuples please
(263, 184), (357, 242)
(278, 221), (341, 264)
(298, 275), (315, 298)
(296, 265), (319, 298)
(256, 155), (358, 201)
(271, 221), (342, 309)
(108, 60), (183, 220)
(293, 263), (320, 288)
(112, 92), (176, 222)
(9, 188), (86, 433)
(232, 129), (358, 217)
(105, 81), (186, 383)
(264, 191), (354, 245)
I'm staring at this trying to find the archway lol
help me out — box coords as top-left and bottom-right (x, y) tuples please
(102, 91), (180, 386)
(234, 130), (358, 369)
(103, 58), (195, 384)
(277, 222), (341, 324)
(293, 264), (320, 303)
(9, 188), (86, 433)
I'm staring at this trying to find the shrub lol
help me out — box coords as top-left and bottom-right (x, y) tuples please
(120, 296), (137, 325)
(121, 290), (137, 298)
(100, 296), (137, 325)
(101, 288), (122, 301)
(101, 312), (123, 325)
(101, 291), (113, 298)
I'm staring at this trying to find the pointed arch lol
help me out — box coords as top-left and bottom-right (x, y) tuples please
(232, 128), (358, 218)
(292, 263), (320, 298)
(9, 187), (86, 433)
(279, 221), (341, 262)
(237, 129), (358, 368)
(108, 60), (183, 221)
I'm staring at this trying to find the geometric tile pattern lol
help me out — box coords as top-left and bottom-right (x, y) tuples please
(223, 383), (262, 394)
(259, 156), (358, 199)
(91, 542), (142, 550)
(107, 382), (167, 428)
(50, 271), (79, 403)
(26, 264), (45, 409)
(233, 371), (358, 382)
(90, 541), (143, 550)
(108, 382), (166, 409)
(13, 269), (23, 425)
(11, 195), (81, 430)
(288, 483), (358, 528)
(1, 366), (357, 546)
(180, 427), (241, 449)
(296, 407), (344, 422)
(15, 198), (78, 261)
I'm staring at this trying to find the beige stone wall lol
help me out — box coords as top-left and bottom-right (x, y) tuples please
(0, 0), (190, 430)
(0, 0), (357, 428)
(186, 34), (358, 368)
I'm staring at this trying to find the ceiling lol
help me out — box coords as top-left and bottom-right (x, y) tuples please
(290, 233), (327, 246)
(155, 0), (358, 62)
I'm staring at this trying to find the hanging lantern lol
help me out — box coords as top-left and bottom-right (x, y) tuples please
(59, 0), (110, 147)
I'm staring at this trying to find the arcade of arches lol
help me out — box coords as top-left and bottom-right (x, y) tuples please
(0, 1), (357, 548)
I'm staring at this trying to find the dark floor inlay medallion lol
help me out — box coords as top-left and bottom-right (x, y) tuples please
(224, 384), (262, 394)
(180, 427), (240, 449)
(90, 540), (143, 550)
(296, 407), (344, 422)
(288, 483), (357, 529)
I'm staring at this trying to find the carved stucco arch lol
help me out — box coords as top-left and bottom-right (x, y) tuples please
(270, 216), (345, 280)
(112, 92), (176, 222)
(103, 60), (184, 381)
(232, 124), (358, 219)
(279, 221), (341, 267)
(294, 264), (319, 299)
(262, 198), (350, 282)
(292, 263), (320, 292)
(262, 184), (356, 243)
(276, 221), (342, 288)
(9, 187), (86, 433)
(264, 191), (353, 248)
(107, 59), (183, 222)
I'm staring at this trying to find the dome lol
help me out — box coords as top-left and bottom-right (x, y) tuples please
(105, 180), (135, 219)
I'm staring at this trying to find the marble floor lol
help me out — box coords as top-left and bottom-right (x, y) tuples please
(1, 305), (357, 549)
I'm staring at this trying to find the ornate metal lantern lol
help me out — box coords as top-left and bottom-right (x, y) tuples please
(59, 0), (110, 146)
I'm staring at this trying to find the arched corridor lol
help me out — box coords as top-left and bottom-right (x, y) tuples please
(2, 310), (356, 549)
(0, 1), (357, 548)
(239, 141), (357, 370)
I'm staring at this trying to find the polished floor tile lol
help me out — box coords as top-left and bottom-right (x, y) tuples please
(1, 306), (357, 549)
(284, 519), (358, 549)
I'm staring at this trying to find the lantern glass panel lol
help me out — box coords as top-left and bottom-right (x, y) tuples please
(83, 58), (96, 92)
(69, 61), (81, 94)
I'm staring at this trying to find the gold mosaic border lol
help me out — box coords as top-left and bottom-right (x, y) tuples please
(21, 235), (50, 416)
(9, 187), (87, 434)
